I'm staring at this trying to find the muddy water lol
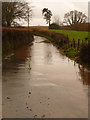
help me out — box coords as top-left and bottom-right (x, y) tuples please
(2, 36), (89, 118)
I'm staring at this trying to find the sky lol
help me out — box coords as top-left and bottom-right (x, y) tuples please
(2, 0), (89, 26)
(23, 0), (89, 26)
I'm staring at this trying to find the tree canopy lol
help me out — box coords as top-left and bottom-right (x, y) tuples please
(63, 10), (87, 26)
(2, 1), (32, 27)
(42, 8), (52, 26)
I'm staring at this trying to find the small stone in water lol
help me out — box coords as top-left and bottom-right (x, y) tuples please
(7, 97), (10, 99)
(29, 109), (32, 111)
(34, 115), (37, 118)
(29, 92), (31, 94)
(42, 115), (45, 118)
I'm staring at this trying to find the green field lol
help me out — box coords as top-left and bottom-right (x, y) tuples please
(51, 29), (89, 43)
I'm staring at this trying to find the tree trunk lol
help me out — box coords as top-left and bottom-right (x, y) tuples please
(7, 21), (11, 27)
(49, 19), (50, 29)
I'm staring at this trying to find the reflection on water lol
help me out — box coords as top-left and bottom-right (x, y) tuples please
(2, 36), (89, 118)
(71, 61), (90, 86)
(78, 65), (90, 85)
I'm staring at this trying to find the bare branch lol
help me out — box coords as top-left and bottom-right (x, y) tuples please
(63, 10), (87, 26)
(2, 1), (32, 26)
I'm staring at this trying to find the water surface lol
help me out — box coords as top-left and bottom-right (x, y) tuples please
(3, 36), (89, 118)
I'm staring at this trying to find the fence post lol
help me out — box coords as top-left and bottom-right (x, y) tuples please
(70, 42), (72, 47)
(85, 37), (88, 44)
(68, 39), (69, 48)
(73, 39), (76, 48)
(78, 39), (80, 49)
(82, 40), (84, 45)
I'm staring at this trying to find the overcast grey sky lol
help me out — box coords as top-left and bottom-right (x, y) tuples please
(24, 0), (88, 26)
(2, 0), (88, 26)
(1, 0), (89, 26)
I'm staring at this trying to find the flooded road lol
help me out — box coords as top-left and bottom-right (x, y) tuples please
(2, 36), (89, 118)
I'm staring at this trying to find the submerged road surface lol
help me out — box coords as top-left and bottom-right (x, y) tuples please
(3, 36), (89, 118)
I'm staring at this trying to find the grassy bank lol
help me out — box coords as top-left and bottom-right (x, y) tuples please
(51, 29), (89, 43)
(2, 27), (34, 58)
(50, 29), (90, 66)
(30, 26), (89, 43)
(31, 27), (90, 67)
(32, 28), (77, 58)
(32, 28), (69, 47)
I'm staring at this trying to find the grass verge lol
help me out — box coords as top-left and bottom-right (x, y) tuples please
(51, 29), (89, 43)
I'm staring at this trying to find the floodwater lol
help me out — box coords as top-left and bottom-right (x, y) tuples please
(2, 36), (89, 118)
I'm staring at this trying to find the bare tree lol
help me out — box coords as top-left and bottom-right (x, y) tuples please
(63, 10), (87, 26)
(2, 1), (32, 27)
(42, 8), (52, 27)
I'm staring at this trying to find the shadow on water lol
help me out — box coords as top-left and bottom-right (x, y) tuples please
(2, 45), (32, 84)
